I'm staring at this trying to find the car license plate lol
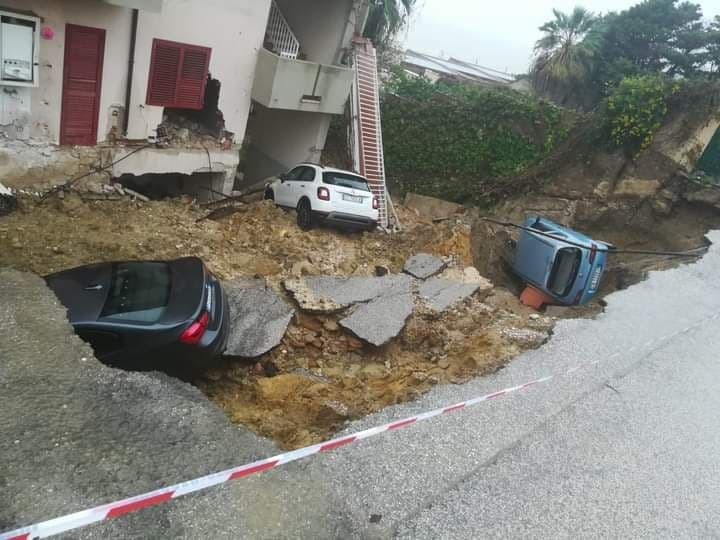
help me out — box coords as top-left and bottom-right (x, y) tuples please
(342, 194), (363, 204)
(590, 266), (603, 290)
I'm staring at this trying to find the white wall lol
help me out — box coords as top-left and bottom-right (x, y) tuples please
(0, 0), (132, 143)
(127, 0), (272, 141)
(275, 0), (353, 65)
(244, 105), (332, 182)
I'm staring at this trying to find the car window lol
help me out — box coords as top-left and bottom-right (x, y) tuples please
(322, 172), (371, 192)
(100, 262), (171, 324)
(547, 248), (581, 296)
(300, 167), (316, 181)
(286, 167), (305, 181)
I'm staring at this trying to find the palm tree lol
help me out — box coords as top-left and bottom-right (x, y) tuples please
(531, 7), (603, 107)
(363, 0), (417, 49)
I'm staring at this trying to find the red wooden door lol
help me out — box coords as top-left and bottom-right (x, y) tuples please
(60, 24), (105, 146)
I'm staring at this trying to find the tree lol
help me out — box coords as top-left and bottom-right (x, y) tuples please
(530, 7), (603, 108)
(363, 0), (417, 49)
(598, 0), (709, 82)
(708, 16), (720, 77)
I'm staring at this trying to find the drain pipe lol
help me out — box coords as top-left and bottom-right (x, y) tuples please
(122, 8), (139, 137)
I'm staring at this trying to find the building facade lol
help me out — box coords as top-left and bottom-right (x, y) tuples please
(0, 0), (369, 195)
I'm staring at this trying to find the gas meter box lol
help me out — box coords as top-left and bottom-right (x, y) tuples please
(0, 12), (40, 87)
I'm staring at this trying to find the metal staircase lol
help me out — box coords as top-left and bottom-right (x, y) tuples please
(350, 37), (392, 228)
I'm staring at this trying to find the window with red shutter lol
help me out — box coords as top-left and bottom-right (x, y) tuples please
(146, 39), (211, 110)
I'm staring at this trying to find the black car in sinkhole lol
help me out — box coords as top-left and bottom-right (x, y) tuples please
(44, 257), (229, 372)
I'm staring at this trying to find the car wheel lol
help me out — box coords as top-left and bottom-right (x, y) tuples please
(297, 198), (313, 231)
(264, 188), (274, 201)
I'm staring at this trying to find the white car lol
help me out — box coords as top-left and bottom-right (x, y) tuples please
(264, 163), (379, 231)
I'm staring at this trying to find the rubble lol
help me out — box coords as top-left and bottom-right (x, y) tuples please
(2, 194), (661, 450)
(224, 279), (294, 358)
(418, 266), (494, 312)
(403, 253), (446, 279)
(499, 327), (549, 348)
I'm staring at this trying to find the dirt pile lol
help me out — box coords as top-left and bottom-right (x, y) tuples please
(199, 293), (552, 449)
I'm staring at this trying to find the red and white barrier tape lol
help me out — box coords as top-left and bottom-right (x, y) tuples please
(2, 376), (554, 540)
(2, 313), (715, 540)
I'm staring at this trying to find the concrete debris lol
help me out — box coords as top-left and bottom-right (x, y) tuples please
(403, 253), (446, 279)
(284, 275), (412, 313)
(339, 291), (415, 346)
(122, 187), (150, 202)
(417, 266), (493, 312)
(438, 265), (494, 289)
(224, 278), (294, 358)
(500, 327), (549, 348)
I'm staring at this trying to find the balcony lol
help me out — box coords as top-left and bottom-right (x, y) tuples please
(252, 48), (354, 115)
(100, 0), (163, 11)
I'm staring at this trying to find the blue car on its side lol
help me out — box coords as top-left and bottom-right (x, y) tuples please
(512, 216), (611, 306)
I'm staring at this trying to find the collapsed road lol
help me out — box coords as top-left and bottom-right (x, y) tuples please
(1, 191), (719, 449)
(3, 231), (719, 539)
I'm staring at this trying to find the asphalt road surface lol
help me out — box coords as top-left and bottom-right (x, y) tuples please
(3, 231), (720, 539)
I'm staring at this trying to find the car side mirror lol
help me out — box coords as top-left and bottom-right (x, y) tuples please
(279, 173), (288, 183)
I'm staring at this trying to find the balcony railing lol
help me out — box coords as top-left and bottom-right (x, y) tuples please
(264, 0), (300, 60)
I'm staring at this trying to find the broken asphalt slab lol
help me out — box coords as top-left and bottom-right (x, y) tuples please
(419, 268), (493, 312)
(403, 253), (446, 280)
(224, 278), (294, 358)
(339, 291), (416, 346)
(285, 264), (492, 345)
(419, 278), (481, 312)
(284, 274), (413, 313)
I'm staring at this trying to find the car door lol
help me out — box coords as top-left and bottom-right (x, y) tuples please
(275, 166), (303, 206)
(292, 166), (317, 206)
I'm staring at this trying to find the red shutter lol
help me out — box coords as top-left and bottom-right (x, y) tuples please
(146, 39), (211, 109)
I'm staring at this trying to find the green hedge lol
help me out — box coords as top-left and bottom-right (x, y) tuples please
(381, 70), (568, 204)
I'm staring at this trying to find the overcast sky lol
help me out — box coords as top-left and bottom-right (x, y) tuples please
(405, 0), (718, 75)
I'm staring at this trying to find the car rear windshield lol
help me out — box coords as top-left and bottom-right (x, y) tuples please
(322, 172), (371, 192)
(100, 262), (171, 324)
(547, 248), (581, 296)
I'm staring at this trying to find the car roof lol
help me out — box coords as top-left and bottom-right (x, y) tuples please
(297, 163), (366, 178)
(44, 257), (206, 327)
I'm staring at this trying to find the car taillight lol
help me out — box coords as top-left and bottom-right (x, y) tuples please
(317, 187), (330, 201)
(180, 311), (209, 345)
(589, 243), (597, 264)
(372, 196), (379, 209)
